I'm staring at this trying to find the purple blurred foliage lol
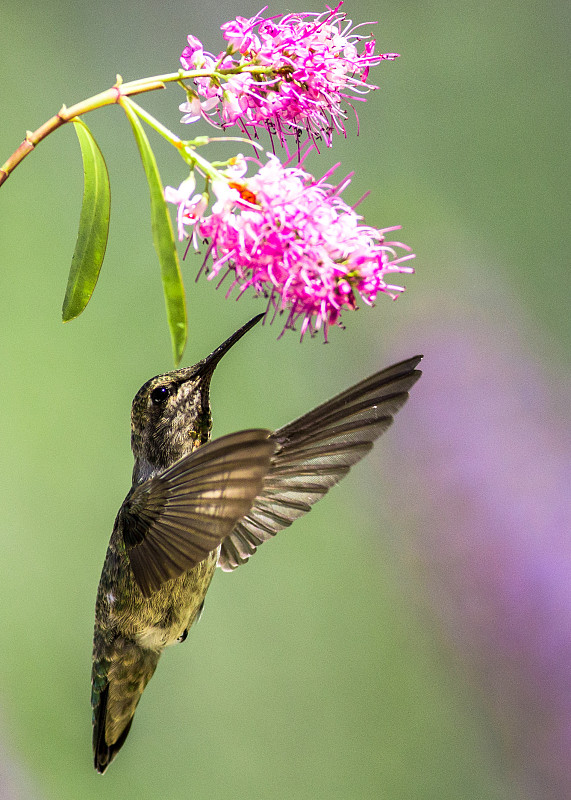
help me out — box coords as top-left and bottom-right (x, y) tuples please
(387, 320), (571, 799)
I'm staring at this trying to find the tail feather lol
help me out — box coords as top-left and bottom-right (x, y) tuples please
(93, 682), (134, 773)
(92, 638), (160, 774)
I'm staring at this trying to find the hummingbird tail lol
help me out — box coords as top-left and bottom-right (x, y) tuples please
(92, 637), (160, 774)
(93, 682), (135, 774)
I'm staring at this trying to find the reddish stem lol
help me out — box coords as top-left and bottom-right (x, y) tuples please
(0, 80), (164, 187)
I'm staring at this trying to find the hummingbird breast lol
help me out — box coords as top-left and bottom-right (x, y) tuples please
(96, 533), (219, 654)
(135, 548), (218, 649)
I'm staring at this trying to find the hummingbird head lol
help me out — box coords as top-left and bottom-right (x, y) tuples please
(130, 314), (264, 483)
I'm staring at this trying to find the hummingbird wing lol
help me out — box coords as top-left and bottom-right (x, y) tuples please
(121, 429), (275, 596)
(218, 356), (422, 571)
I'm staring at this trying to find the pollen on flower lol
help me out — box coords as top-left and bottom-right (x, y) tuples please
(178, 3), (400, 147)
(165, 155), (414, 340)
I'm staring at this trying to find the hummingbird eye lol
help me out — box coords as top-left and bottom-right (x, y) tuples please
(150, 385), (172, 405)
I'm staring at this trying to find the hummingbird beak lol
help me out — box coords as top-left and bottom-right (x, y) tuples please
(194, 313), (265, 380)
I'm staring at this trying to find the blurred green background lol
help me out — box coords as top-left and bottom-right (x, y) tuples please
(0, 1), (568, 798)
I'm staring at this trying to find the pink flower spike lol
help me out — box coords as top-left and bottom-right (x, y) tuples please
(188, 155), (414, 340)
(179, 5), (401, 145)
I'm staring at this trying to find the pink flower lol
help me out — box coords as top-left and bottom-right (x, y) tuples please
(180, 35), (207, 69)
(164, 176), (208, 243)
(179, 4), (400, 146)
(179, 95), (220, 125)
(167, 156), (414, 340)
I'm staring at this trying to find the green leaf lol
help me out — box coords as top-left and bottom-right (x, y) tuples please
(63, 118), (111, 321)
(121, 97), (187, 365)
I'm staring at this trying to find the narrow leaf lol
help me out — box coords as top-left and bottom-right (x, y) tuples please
(63, 118), (111, 321)
(120, 97), (187, 365)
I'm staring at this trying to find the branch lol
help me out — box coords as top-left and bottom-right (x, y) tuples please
(0, 79), (165, 186)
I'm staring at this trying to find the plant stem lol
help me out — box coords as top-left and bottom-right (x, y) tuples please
(122, 98), (239, 181)
(0, 80), (164, 187)
(122, 99), (182, 148)
(0, 64), (275, 187)
(122, 64), (272, 90)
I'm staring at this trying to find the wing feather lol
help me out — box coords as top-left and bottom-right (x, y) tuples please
(121, 429), (274, 596)
(218, 356), (422, 571)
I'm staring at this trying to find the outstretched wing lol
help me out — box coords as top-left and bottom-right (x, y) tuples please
(218, 356), (422, 571)
(121, 429), (275, 596)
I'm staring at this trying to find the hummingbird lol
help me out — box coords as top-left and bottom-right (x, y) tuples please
(91, 313), (422, 773)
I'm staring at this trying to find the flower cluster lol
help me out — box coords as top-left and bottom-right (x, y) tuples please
(165, 156), (414, 340)
(179, 5), (398, 146)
